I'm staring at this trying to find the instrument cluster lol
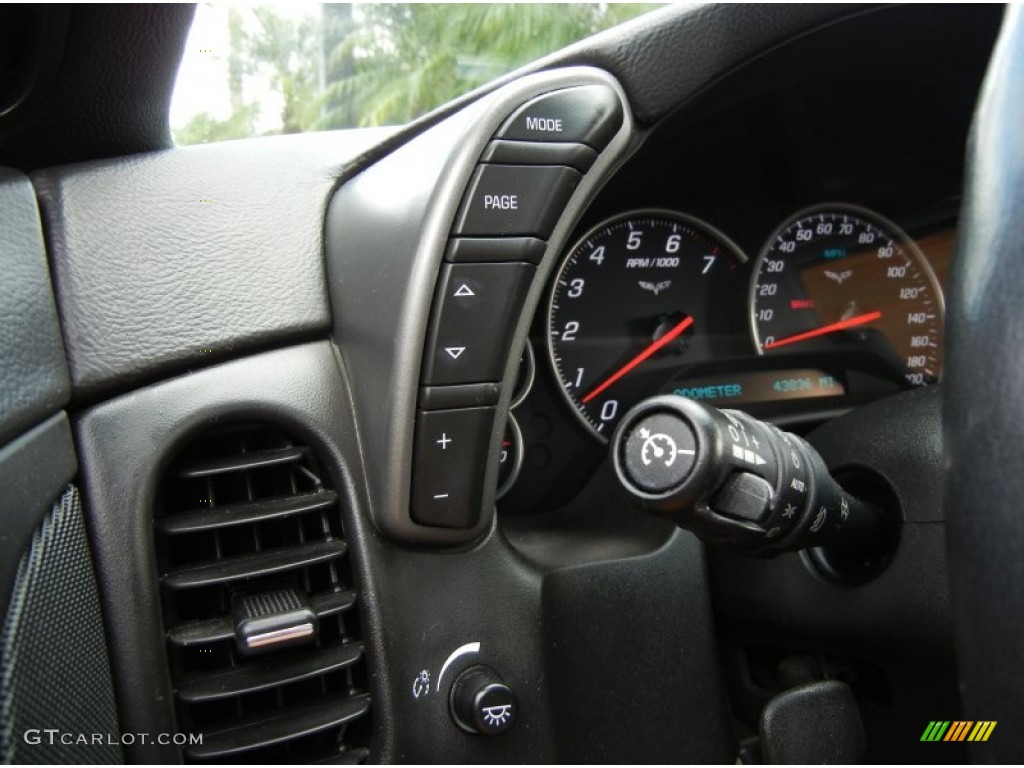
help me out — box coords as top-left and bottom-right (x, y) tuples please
(494, 9), (969, 511)
(543, 203), (951, 440)
(497, 203), (955, 513)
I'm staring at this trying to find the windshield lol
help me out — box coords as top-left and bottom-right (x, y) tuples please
(170, 3), (661, 145)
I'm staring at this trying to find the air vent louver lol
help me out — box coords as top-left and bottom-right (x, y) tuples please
(156, 425), (371, 763)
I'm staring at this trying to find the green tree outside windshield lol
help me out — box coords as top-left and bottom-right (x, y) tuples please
(175, 3), (660, 145)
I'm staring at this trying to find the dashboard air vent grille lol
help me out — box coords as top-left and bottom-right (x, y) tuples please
(155, 424), (371, 763)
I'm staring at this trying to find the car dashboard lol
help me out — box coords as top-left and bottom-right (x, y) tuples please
(0, 3), (1010, 765)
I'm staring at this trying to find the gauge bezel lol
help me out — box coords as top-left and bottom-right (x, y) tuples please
(510, 340), (536, 410)
(546, 208), (749, 442)
(748, 202), (946, 380)
(496, 413), (524, 500)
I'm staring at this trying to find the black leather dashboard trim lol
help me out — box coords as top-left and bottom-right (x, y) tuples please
(532, 2), (884, 125)
(0, 168), (70, 446)
(31, 129), (394, 402)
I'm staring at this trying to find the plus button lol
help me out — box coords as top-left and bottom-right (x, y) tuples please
(437, 433), (452, 450)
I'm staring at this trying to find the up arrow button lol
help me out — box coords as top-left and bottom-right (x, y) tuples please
(453, 284), (475, 298)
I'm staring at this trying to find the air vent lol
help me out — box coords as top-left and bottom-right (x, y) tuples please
(155, 424), (371, 763)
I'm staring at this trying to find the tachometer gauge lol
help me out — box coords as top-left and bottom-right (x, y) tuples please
(547, 210), (747, 440)
(750, 204), (943, 387)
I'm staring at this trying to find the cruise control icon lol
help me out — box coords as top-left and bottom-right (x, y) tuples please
(639, 428), (683, 468)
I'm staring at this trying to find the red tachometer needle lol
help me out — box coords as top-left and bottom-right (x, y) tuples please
(763, 310), (882, 350)
(582, 316), (695, 404)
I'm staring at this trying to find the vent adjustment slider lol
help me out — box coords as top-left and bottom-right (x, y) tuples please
(234, 587), (318, 655)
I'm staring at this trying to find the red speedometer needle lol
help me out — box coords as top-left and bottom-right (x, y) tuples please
(763, 310), (883, 350)
(582, 316), (695, 404)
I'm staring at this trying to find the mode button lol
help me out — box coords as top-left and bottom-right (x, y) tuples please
(495, 85), (623, 150)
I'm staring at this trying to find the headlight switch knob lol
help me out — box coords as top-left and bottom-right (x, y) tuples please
(449, 665), (517, 736)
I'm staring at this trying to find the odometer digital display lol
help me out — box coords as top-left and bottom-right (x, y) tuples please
(668, 369), (845, 407)
(750, 204), (944, 387)
(547, 210), (748, 440)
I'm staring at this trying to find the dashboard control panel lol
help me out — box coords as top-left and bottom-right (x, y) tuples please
(410, 83), (626, 530)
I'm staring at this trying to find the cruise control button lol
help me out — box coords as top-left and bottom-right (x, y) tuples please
(621, 412), (698, 493)
(495, 85), (623, 150)
(422, 262), (535, 385)
(453, 165), (580, 238)
(412, 407), (496, 528)
(710, 472), (774, 525)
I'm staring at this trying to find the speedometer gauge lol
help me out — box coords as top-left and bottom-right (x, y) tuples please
(548, 211), (747, 440)
(750, 204), (943, 387)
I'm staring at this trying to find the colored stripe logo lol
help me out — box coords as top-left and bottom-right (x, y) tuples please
(921, 721), (996, 742)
